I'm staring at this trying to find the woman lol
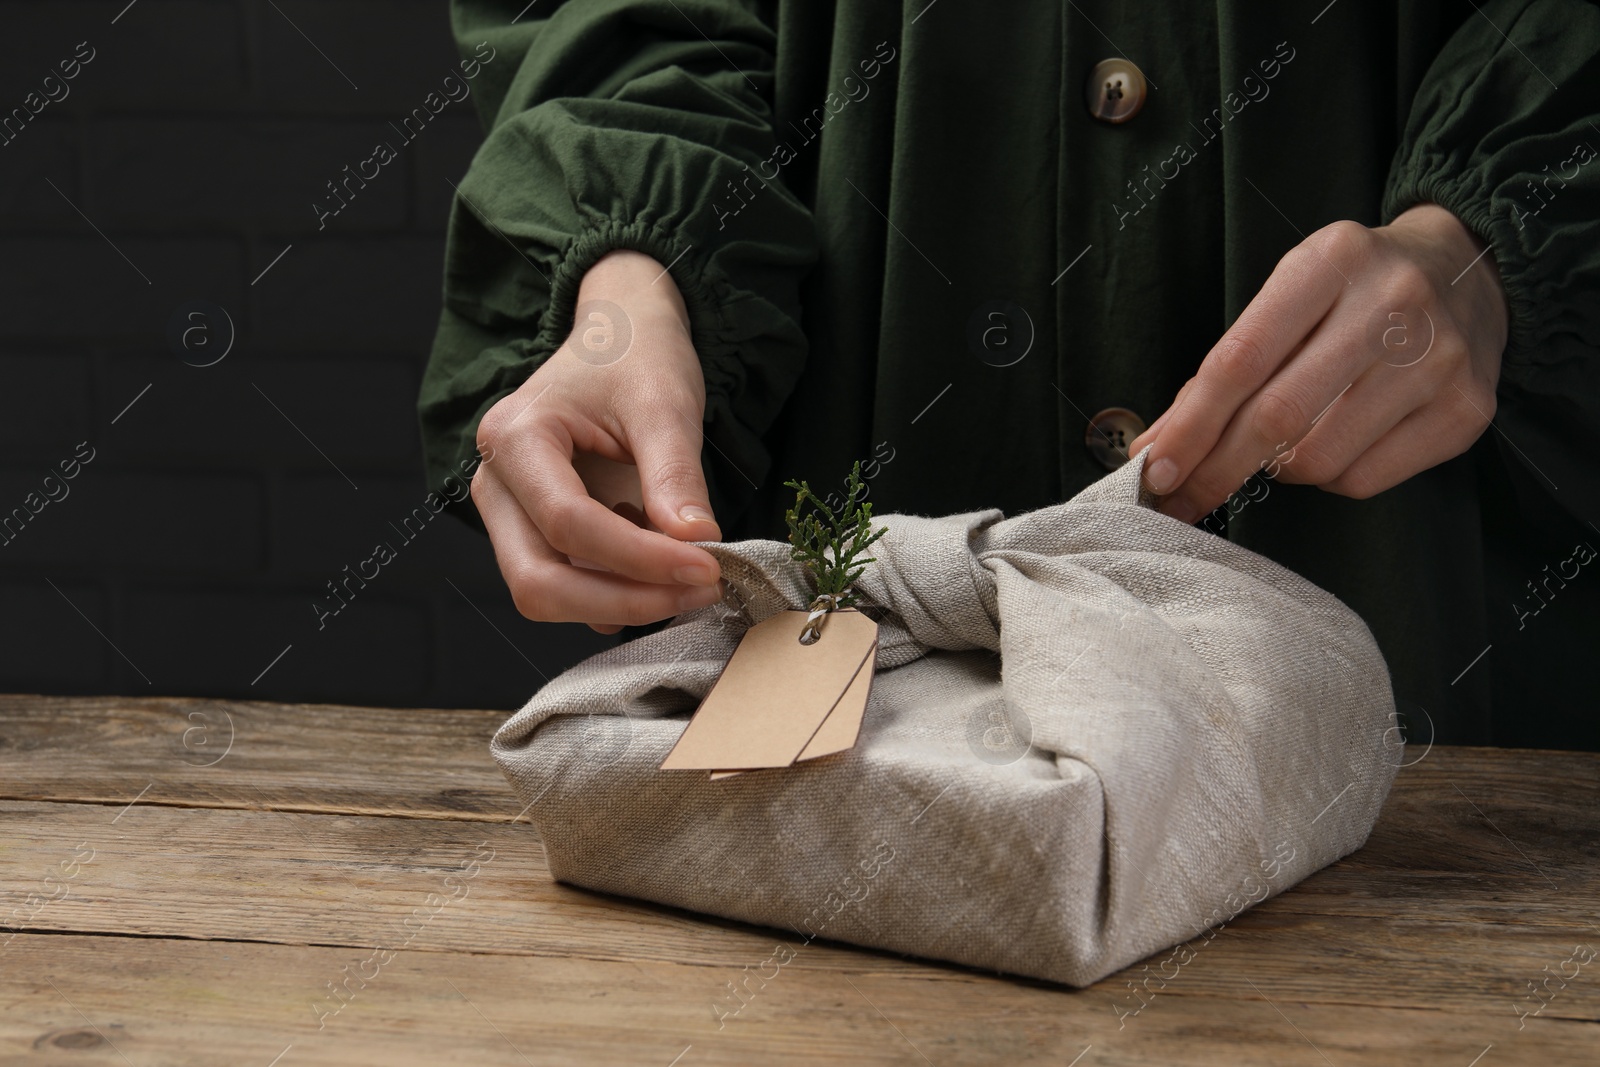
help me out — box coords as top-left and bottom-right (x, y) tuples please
(420, 0), (1600, 748)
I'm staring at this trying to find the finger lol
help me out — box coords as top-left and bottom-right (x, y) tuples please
(567, 503), (660, 572)
(612, 500), (658, 531)
(1129, 377), (1196, 455)
(629, 398), (723, 542)
(1128, 405), (1172, 456)
(1142, 227), (1354, 495)
(1127, 413), (1165, 458)
(1157, 302), (1379, 523)
(1268, 358), (1437, 488)
(518, 565), (724, 626)
(501, 420), (722, 587)
(474, 464), (726, 625)
(1317, 381), (1494, 500)
(589, 623), (624, 635)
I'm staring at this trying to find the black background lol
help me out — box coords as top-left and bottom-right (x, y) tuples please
(0, 1), (613, 710)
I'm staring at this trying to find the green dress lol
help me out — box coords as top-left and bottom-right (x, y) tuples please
(419, 0), (1600, 749)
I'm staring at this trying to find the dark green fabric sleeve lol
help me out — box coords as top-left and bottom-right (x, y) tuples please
(419, 0), (817, 531)
(1381, 0), (1600, 512)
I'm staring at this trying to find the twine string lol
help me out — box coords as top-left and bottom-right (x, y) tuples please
(798, 592), (843, 645)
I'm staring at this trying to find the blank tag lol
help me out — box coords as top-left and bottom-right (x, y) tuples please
(660, 609), (878, 772)
(709, 647), (877, 778)
(795, 647), (875, 759)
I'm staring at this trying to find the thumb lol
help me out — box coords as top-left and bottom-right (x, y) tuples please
(632, 418), (722, 543)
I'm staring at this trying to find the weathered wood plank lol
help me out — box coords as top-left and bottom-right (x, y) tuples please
(0, 798), (930, 977)
(4, 694), (1596, 867)
(0, 694), (516, 820)
(1271, 746), (1600, 928)
(1, 933), (1594, 1067)
(4, 697), (1600, 1064)
(4, 696), (1598, 937)
(2, 799), (1597, 1027)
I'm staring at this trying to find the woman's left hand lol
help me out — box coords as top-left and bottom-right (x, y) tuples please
(1128, 203), (1509, 524)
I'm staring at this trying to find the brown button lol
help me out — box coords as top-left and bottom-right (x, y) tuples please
(1085, 59), (1147, 124)
(1086, 407), (1146, 470)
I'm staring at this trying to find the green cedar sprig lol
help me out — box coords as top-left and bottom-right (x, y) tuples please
(783, 461), (887, 608)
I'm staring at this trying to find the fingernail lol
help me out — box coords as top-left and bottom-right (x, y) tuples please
(672, 564), (718, 587)
(677, 583), (724, 612)
(679, 505), (716, 525)
(1145, 457), (1178, 495)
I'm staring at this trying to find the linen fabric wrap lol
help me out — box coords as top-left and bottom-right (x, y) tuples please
(491, 449), (1399, 986)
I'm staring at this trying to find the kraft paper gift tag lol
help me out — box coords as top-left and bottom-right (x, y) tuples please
(660, 608), (878, 775)
(708, 634), (878, 779)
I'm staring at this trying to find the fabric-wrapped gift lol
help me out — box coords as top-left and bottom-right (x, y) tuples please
(491, 449), (1399, 986)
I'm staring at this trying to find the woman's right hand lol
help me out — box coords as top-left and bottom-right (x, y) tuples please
(470, 250), (726, 635)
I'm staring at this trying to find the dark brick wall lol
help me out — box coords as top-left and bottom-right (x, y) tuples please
(0, 1), (614, 708)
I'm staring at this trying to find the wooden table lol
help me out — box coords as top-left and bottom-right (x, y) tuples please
(2, 695), (1596, 1065)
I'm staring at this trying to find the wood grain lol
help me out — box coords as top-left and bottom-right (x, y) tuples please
(0, 694), (516, 820)
(2, 695), (1597, 1066)
(3, 795), (1595, 1021)
(2, 932), (1595, 1067)
(1277, 746), (1600, 927)
(0, 799), (936, 977)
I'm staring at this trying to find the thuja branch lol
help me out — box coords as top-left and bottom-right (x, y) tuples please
(783, 461), (887, 607)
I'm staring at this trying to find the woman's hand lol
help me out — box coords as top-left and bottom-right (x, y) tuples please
(1128, 203), (1509, 523)
(471, 250), (725, 635)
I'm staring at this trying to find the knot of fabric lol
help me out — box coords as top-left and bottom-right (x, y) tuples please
(702, 507), (1005, 667)
(697, 453), (1166, 668)
(848, 509), (1005, 659)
